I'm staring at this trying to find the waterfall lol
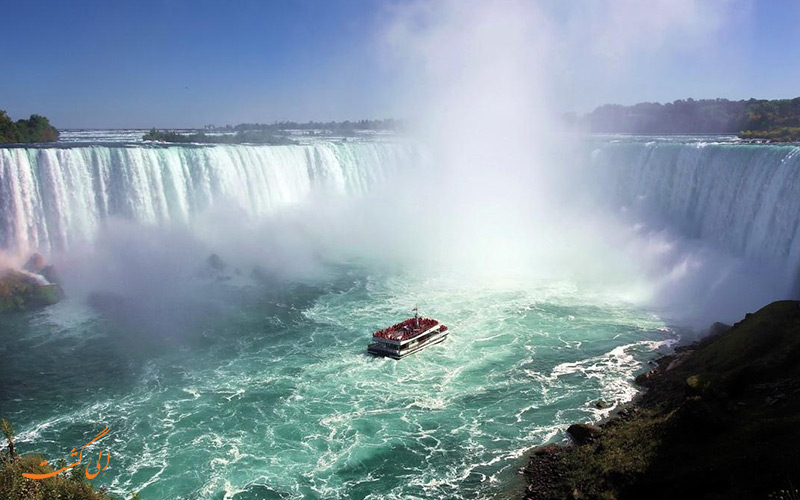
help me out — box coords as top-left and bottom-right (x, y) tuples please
(0, 141), (417, 254)
(4, 136), (800, 293)
(589, 140), (800, 287)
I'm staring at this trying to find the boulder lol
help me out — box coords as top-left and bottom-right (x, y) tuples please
(40, 265), (61, 285)
(0, 269), (63, 312)
(567, 423), (602, 445)
(20, 253), (61, 285)
(594, 399), (612, 410)
(22, 253), (46, 273)
(207, 253), (225, 272)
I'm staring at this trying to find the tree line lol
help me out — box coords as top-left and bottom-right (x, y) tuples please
(142, 128), (298, 145)
(206, 118), (402, 133)
(581, 97), (800, 141)
(0, 110), (59, 144)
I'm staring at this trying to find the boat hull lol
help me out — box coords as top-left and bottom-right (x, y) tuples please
(367, 329), (449, 359)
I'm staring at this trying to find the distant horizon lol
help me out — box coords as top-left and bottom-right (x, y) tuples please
(3, 0), (799, 129)
(39, 94), (797, 131)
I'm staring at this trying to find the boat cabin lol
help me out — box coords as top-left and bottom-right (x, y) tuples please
(367, 311), (449, 359)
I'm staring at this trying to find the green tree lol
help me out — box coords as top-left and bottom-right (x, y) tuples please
(1, 419), (16, 460)
(0, 110), (59, 143)
(0, 110), (19, 143)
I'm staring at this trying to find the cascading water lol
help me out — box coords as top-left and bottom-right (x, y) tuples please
(0, 141), (416, 255)
(588, 138), (800, 295)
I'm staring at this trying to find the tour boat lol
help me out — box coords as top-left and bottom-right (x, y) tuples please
(367, 309), (449, 359)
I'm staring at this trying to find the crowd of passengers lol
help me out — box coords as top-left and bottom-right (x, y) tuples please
(373, 317), (447, 341)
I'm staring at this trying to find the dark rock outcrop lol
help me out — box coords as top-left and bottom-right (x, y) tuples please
(22, 253), (46, 273)
(594, 399), (612, 410)
(522, 301), (800, 500)
(21, 253), (61, 284)
(40, 265), (61, 285)
(207, 253), (225, 272)
(522, 445), (572, 500)
(196, 253), (234, 281)
(566, 423), (602, 445)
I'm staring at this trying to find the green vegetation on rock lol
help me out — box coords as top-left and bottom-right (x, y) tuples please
(0, 270), (64, 312)
(0, 110), (59, 144)
(0, 455), (116, 500)
(739, 126), (800, 142)
(1, 419), (136, 500)
(523, 300), (800, 500)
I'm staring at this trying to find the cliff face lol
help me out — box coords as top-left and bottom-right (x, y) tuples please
(523, 300), (800, 500)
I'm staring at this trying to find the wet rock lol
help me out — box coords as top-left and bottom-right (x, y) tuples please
(523, 444), (570, 500)
(594, 399), (612, 410)
(667, 352), (692, 371)
(40, 264), (61, 285)
(21, 253), (61, 285)
(635, 370), (654, 385)
(207, 253), (225, 272)
(567, 423), (602, 445)
(23, 253), (46, 273)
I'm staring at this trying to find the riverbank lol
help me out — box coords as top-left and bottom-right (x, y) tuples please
(521, 300), (800, 500)
(141, 128), (298, 145)
(739, 126), (800, 142)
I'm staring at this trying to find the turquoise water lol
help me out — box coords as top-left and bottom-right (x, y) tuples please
(14, 135), (798, 498)
(0, 265), (675, 499)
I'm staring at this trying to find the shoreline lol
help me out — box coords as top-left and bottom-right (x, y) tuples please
(518, 301), (800, 500)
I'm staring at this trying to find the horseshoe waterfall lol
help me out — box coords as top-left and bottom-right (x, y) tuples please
(0, 142), (415, 254)
(2, 136), (799, 500)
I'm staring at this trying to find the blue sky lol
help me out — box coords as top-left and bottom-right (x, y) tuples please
(2, 0), (799, 129)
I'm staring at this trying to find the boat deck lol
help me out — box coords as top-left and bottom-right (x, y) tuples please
(368, 317), (449, 359)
